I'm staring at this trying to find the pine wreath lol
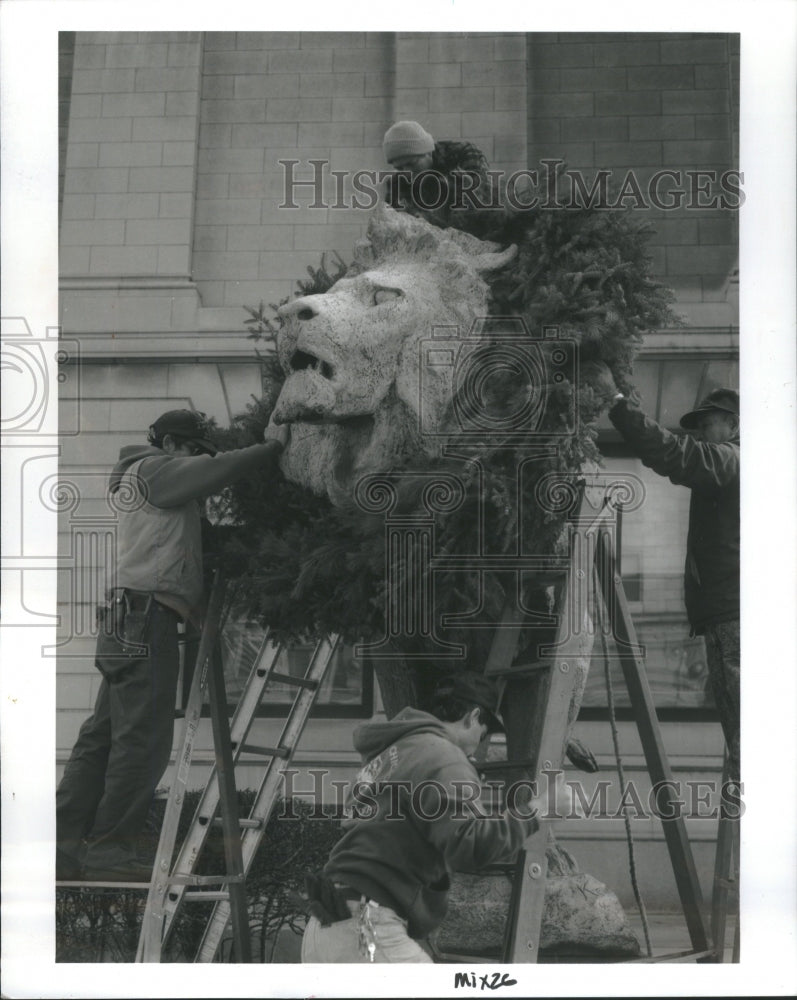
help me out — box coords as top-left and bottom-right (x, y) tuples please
(209, 191), (676, 682)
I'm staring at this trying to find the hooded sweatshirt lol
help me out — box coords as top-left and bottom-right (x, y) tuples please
(324, 708), (539, 939)
(108, 441), (280, 620)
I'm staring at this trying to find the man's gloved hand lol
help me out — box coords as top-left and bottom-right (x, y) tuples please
(581, 360), (618, 404)
(264, 414), (289, 449)
(611, 386), (642, 408)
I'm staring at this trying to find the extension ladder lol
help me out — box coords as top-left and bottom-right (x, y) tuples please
(434, 483), (722, 964)
(135, 571), (339, 962)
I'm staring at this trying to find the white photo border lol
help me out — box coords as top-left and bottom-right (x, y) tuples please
(1, 1), (795, 996)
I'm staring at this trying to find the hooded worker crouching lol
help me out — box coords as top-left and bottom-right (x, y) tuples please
(301, 672), (542, 963)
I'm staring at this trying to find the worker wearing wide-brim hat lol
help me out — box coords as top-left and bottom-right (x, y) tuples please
(609, 385), (740, 784)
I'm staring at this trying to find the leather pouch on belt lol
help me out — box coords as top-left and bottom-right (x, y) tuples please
(97, 591), (153, 659)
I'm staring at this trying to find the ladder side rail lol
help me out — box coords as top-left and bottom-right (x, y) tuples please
(194, 633), (340, 962)
(502, 516), (598, 963)
(206, 635), (252, 963)
(710, 751), (734, 962)
(158, 636), (283, 949)
(136, 573), (227, 962)
(596, 527), (712, 955)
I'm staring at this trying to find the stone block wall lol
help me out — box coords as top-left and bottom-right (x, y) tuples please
(60, 31), (202, 283)
(527, 32), (739, 317)
(55, 36), (736, 900)
(194, 31), (395, 312)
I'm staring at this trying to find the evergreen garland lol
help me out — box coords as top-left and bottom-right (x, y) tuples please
(210, 195), (676, 672)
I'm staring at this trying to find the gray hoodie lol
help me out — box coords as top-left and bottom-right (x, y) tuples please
(324, 707), (539, 939)
(107, 440), (280, 619)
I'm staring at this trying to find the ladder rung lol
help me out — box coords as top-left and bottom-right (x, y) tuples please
(183, 891), (231, 903)
(166, 873), (245, 887)
(627, 948), (717, 963)
(482, 863), (516, 874)
(212, 816), (263, 830)
(478, 758), (538, 771)
(237, 742), (291, 759)
(56, 880), (150, 889)
(268, 670), (320, 691)
(485, 660), (552, 678)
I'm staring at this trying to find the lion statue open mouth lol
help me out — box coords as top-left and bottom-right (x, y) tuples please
(272, 206), (517, 503)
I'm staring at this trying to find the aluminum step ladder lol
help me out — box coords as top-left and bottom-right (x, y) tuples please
(433, 484), (716, 964)
(135, 571), (339, 962)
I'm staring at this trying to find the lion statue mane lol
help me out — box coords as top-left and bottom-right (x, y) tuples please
(272, 206), (520, 503)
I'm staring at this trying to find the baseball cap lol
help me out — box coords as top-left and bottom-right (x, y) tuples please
(147, 409), (218, 456)
(433, 671), (505, 734)
(679, 388), (739, 430)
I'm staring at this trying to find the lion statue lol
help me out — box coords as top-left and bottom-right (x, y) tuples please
(261, 205), (646, 958)
(272, 206), (519, 503)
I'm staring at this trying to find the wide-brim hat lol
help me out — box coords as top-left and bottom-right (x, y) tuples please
(680, 388), (739, 430)
(148, 409), (218, 455)
(434, 671), (505, 734)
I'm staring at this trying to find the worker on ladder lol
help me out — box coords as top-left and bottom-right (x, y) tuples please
(609, 386), (740, 787)
(301, 672), (543, 963)
(56, 408), (287, 883)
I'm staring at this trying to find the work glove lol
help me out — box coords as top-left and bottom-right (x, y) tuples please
(264, 414), (289, 449)
(565, 736), (599, 773)
(581, 360), (618, 406)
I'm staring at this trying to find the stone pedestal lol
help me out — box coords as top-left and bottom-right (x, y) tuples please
(436, 869), (641, 960)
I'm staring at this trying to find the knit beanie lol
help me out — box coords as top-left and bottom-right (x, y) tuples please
(383, 121), (435, 163)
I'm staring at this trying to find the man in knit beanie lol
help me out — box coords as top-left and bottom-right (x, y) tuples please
(382, 120), (495, 230)
(382, 120), (437, 175)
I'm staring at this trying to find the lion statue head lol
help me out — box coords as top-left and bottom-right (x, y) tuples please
(272, 206), (517, 503)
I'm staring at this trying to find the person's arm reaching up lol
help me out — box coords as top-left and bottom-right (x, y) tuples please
(140, 440), (283, 508)
(610, 397), (739, 490)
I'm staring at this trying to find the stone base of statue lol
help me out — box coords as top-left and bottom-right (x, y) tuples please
(435, 864), (641, 961)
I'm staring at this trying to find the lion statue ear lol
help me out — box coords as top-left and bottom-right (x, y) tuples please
(472, 243), (518, 273)
(439, 224), (518, 275)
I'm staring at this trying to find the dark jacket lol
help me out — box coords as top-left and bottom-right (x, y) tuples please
(609, 398), (739, 634)
(384, 140), (496, 230)
(324, 708), (538, 939)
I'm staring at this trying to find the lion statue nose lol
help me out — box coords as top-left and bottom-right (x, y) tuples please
(279, 297), (319, 322)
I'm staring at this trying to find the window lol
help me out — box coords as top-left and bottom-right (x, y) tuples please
(178, 621), (374, 719)
(219, 622), (373, 717)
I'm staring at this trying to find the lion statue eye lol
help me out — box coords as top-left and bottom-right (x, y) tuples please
(373, 288), (402, 306)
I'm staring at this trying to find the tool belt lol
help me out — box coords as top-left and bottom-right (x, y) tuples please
(304, 873), (383, 961)
(111, 588), (153, 612)
(97, 588), (156, 657)
(303, 873), (373, 926)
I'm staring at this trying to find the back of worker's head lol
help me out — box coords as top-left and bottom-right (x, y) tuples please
(147, 409), (217, 456)
(428, 671), (505, 734)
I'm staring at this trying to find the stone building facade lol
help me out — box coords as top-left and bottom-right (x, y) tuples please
(57, 31), (739, 912)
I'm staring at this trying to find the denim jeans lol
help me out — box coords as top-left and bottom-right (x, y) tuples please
(56, 599), (180, 869)
(301, 899), (433, 963)
(704, 618), (740, 785)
